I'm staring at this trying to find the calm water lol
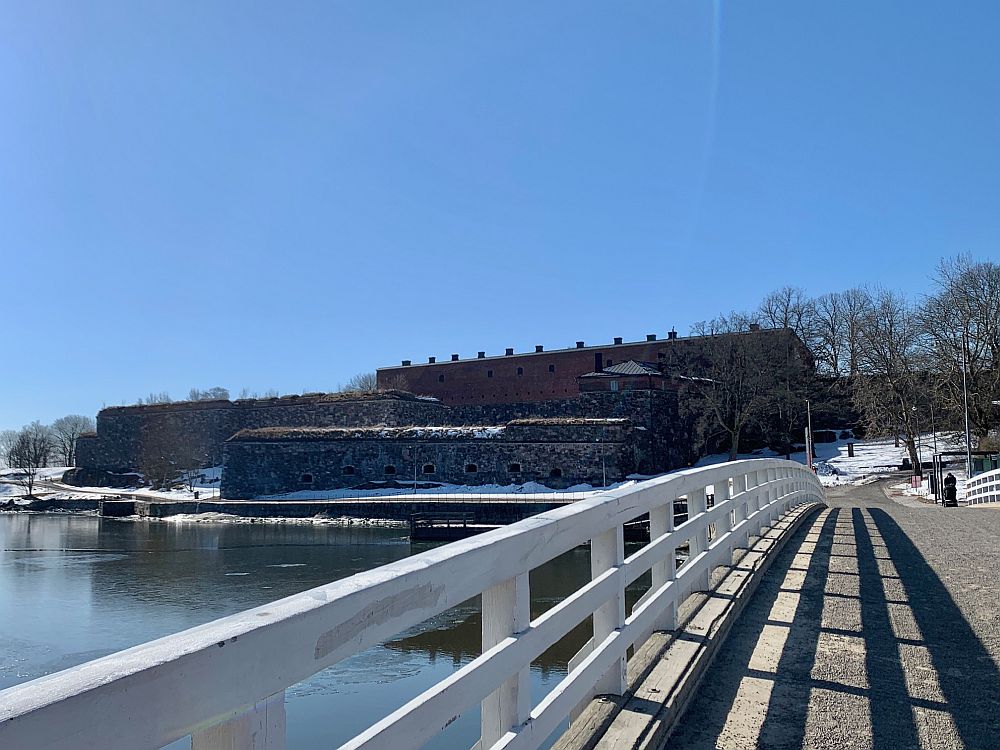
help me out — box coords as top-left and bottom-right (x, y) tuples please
(0, 513), (607, 749)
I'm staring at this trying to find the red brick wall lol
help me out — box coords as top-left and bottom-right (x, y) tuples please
(377, 330), (810, 405)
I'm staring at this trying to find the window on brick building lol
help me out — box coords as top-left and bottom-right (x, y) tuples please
(342, 465), (355, 475)
(606, 359), (613, 366)
(517, 367), (523, 376)
(438, 374), (445, 382)
(465, 464), (478, 473)
(301, 473), (313, 483)
(487, 370), (493, 378)
(610, 380), (619, 392)
(384, 465), (397, 475)
(423, 463), (436, 474)
(548, 364), (555, 373)
(550, 468), (563, 478)
(508, 463), (521, 473)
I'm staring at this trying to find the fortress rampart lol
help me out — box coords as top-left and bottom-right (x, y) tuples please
(221, 419), (637, 498)
(75, 392), (447, 473)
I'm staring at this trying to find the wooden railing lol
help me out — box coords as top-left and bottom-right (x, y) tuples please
(965, 467), (1000, 505)
(0, 459), (824, 750)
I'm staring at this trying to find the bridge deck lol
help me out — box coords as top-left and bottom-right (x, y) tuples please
(665, 482), (1000, 750)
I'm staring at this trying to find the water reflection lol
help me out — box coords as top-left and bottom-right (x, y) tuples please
(0, 514), (649, 749)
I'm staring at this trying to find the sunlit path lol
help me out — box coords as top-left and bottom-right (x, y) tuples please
(667, 482), (1000, 750)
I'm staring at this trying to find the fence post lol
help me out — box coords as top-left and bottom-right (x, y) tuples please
(481, 572), (531, 747)
(191, 691), (286, 750)
(649, 494), (676, 631)
(591, 526), (626, 696)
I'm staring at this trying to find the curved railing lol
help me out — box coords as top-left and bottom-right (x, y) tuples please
(965, 467), (1000, 505)
(0, 459), (824, 750)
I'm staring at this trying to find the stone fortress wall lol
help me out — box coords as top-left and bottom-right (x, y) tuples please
(75, 392), (448, 473)
(221, 420), (637, 498)
(72, 326), (816, 498)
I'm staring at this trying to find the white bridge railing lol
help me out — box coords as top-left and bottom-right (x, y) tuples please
(0, 459), (824, 750)
(965, 467), (1000, 505)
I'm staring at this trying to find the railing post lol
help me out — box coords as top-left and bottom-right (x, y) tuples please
(650, 494), (676, 631)
(591, 526), (626, 696)
(191, 691), (286, 750)
(481, 572), (531, 747)
(689, 487), (710, 592)
(733, 473), (749, 547)
(715, 477), (733, 560)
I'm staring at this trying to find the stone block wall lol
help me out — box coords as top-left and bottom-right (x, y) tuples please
(220, 421), (638, 499)
(73, 392), (448, 474)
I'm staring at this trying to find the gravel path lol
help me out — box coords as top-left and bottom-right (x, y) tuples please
(666, 481), (1000, 750)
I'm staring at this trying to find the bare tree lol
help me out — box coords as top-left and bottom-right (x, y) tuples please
(188, 387), (230, 402)
(687, 314), (779, 460)
(342, 372), (379, 392)
(138, 392), (172, 405)
(0, 430), (18, 470)
(853, 288), (927, 471)
(5, 422), (55, 497)
(813, 292), (846, 377)
(841, 287), (871, 377)
(921, 256), (1000, 444)
(758, 286), (818, 350)
(50, 415), (96, 467)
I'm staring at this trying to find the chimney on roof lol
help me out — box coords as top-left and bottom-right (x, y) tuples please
(451, 354), (459, 361)
(478, 351), (486, 358)
(576, 341), (585, 348)
(614, 337), (623, 345)
(402, 360), (411, 366)
(505, 347), (514, 356)
(535, 345), (544, 353)
(428, 356), (436, 363)
(646, 334), (657, 341)
(749, 323), (761, 332)
(668, 329), (678, 340)
(595, 353), (604, 372)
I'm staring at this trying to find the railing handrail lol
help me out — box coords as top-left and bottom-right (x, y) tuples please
(0, 458), (824, 750)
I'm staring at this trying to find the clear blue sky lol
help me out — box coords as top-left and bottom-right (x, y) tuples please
(2, 1), (998, 428)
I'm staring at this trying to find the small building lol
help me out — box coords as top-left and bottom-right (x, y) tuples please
(577, 360), (678, 393)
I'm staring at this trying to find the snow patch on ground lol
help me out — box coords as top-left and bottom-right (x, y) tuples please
(695, 432), (967, 488)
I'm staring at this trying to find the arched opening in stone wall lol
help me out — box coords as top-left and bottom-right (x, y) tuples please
(384, 465), (397, 475)
(342, 465), (355, 475)
(301, 473), (313, 484)
(465, 464), (478, 473)
(549, 468), (563, 478)
(508, 463), (521, 473)
(423, 463), (436, 474)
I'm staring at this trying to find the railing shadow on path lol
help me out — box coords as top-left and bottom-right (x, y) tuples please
(867, 507), (1000, 750)
(666, 507), (841, 749)
(669, 504), (1000, 750)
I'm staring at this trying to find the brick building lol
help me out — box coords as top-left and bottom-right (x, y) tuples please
(376, 327), (810, 405)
